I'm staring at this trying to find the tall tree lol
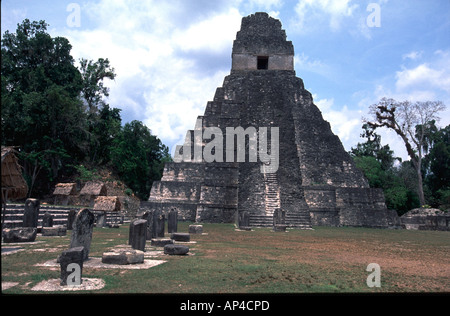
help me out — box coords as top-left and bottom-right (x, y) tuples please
(79, 57), (116, 112)
(1, 19), (86, 195)
(350, 123), (399, 171)
(91, 104), (122, 165)
(350, 125), (419, 214)
(422, 124), (450, 208)
(78, 58), (117, 164)
(2, 19), (172, 200)
(365, 97), (446, 206)
(110, 121), (171, 200)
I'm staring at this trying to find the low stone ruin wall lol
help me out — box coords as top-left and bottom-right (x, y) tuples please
(401, 208), (450, 231)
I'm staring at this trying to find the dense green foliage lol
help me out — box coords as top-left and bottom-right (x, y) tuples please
(1, 20), (170, 200)
(350, 123), (449, 214)
(110, 120), (171, 200)
(422, 123), (450, 209)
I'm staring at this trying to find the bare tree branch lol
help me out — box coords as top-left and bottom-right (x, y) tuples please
(364, 97), (446, 206)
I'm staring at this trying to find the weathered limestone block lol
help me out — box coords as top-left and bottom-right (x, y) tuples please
(70, 209), (95, 260)
(199, 185), (238, 206)
(150, 181), (201, 202)
(101, 249), (144, 265)
(164, 244), (189, 255)
(151, 238), (173, 247)
(171, 232), (190, 242)
(125, 250), (144, 264)
(59, 246), (84, 286)
(189, 225), (203, 234)
(41, 226), (67, 236)
(102, 251), (128, 265)
(196, 205), (237, 223)
(337, 188), (390, 228)
(23, 198), (40, 228)
(160, 162), (205, 182)
(386, 209), (403, 228)
(3, 227), (37, 243)
(401, 208), (450, 231)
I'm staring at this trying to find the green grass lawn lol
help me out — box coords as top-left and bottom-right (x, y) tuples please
(2, 222), (449, 294)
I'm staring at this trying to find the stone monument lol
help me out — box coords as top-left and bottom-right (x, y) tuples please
(42, 212), (54, 227)
(69, 208), (95, 260)
(153, 210), (165, 237)
(130, 219), (147, 251)
(59, 246), (84, 286)
(144, 12), (397, 229)
(168, 208), (178, 233)
(96, 211), (107, 228)
(137, 209), (154, 240)
(23, 198), (39, 228)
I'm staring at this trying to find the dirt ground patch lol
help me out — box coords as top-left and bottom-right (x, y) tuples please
(200, 226), (450, 292)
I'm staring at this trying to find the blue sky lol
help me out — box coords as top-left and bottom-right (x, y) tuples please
(2, 0), (450, 161)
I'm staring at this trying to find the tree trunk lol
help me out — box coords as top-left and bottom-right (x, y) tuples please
(412, 149), (426, 207)
(416, 165), (426, 206)
(28, 160), (41, 198)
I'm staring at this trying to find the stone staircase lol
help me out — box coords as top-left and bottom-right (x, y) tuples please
(285, 212), (313, 229)
(248, 212), (312, 229)
(1, 204), (127, 229)
(246, 172), (312, 229)
(263, 172), (281, 217)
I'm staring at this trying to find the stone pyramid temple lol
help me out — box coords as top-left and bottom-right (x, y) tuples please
(143, 12), (399, 229)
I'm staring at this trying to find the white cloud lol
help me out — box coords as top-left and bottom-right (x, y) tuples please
(55, 0), (243, 154)
(293, 0), (359, 32)
(241, 0), (283, 14)
(173, 8), (242, 53)
(402, 51), (423, 61)
(355, 15), (372, 40)
(314, 97), (334, 112)
(314, 96), (362, 151)
(370, 50), (450, 107)
(294, 53), (333, 78)
(248, 0), (283, 11)
(396, 51), (450, 94)
(396, 64), (450, 93)
(358, 49), (450, 161)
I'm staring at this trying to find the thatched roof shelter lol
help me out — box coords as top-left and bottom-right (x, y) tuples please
(1, 146), (28, 201)
(80, 181), (107, 196)
(93, 196), (121, 212)
(53, 183), (77, 196)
